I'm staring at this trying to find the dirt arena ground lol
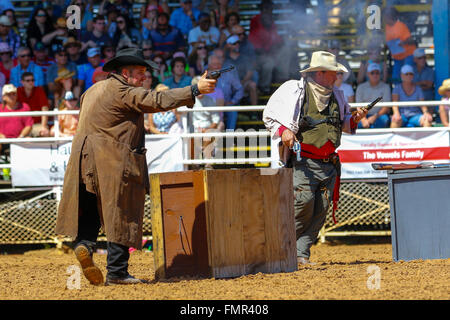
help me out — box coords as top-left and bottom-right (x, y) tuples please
(0, 238), (449, 301)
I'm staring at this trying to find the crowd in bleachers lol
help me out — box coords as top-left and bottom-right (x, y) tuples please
(0, 0), (448, 144)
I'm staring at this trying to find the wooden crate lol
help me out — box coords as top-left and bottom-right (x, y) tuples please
(150, 168), (297, 279)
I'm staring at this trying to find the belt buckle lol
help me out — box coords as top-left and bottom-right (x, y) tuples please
(322, 158), (329, 163)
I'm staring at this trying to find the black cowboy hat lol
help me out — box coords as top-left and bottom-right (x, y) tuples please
(103, 47), (158, 72)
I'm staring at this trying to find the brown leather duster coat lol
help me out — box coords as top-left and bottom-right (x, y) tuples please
(55, 73), (194, 248)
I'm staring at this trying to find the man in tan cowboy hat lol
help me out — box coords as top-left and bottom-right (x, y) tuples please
(263, 51), (367, 265)
(55, 47), (217, 286)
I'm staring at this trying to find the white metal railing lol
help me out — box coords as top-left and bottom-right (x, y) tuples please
(0, 100), (449, 118)
(0, 101), (448, 168)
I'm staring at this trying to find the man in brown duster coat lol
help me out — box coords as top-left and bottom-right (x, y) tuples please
(55, 48), (216, 285)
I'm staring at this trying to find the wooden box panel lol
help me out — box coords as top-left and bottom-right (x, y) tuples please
(150, 168), (297, 279)
(205, 169), (297, 278)
(151, 171), (210, 279)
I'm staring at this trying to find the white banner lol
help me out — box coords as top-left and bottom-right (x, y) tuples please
(337, 130), (450, 179)
(10, 136), (185, 187)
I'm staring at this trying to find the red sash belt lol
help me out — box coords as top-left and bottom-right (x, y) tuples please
(299, 141), (340, 224)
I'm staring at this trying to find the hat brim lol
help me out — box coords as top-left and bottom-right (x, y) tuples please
(103, 55), (158, 72)
(438, 85), (450, 96)
(300, 62), (348, 74)
(55, 71), (76, 82)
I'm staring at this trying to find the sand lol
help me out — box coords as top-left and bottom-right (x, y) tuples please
(0, 239), (449, 301)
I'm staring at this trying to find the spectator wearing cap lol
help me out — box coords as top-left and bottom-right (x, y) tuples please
(112, 14), (142, 50)
(438, 79), (450, 127)
(188, 12), (220, 54)
(42, 17), (74, 55)
(0, 84), (34, 150)
(77, 47), (104, 92)
(47, 46), (79, 98)
(17, 72), (50, 137)
(148, 12), (186, 61)
(10, 47), (45, 88)
(391, 64), (431, 128)
(357, 43), (388, 84)
(163, 56), (193, 89)
(3, 9), (19, 36)
(248, 0), (290, 95)
(26, 8), (55, 51)
(0, 15), (20, 58)
(412, 48), (435, 101)
(32, 42), (55, 85)
(169, 0), (202, 37)
(224, 35), (258, 105)
(50, 90), (79, 137)
(81, 15), (112, 53)
(64, 37), (87, 66)
(0, 42), (17, 83)
(142, 4), (159, 40)
(355, 63), (391, 128)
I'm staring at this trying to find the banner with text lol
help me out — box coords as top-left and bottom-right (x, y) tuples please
(10, 136), (185, 187)
(337, 130), (450, 179)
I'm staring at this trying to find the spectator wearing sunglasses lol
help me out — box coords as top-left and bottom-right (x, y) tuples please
(391, 64), (431, 128)
(17, 72), (50, 137)
(25, 8), (55, 51)
(224, 35), (258, 105)
(188, 41), (209, 77)
(10, 47), (45, 88)
(412, 48), (435, 101)
(188, 12), (220, 54)
(355, 63), (391, 129)
(112, 14), (142, 50)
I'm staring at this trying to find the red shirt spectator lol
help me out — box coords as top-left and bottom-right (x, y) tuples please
(17, 85), (48, 124)
(248, 10), (283, 53)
